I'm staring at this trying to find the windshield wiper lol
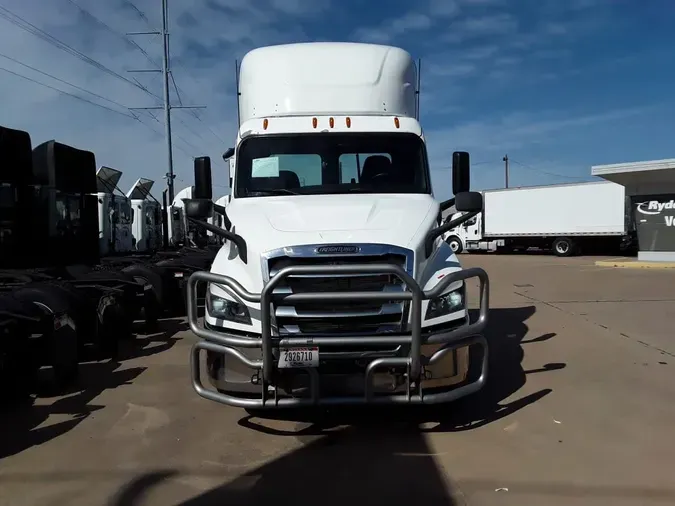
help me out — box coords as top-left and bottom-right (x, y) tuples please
(248, 188), (300, 196)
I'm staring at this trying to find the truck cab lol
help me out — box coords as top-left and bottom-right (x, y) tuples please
(443, 210), (503, 254)
(185, 42), (490, 409)
(95, 166), (133, 256)
(127, 178), (160, 252)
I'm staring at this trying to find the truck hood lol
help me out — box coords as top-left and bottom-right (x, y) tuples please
(226, 193), (438, 253)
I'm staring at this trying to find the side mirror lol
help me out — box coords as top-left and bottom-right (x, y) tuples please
(455, 191), (483, 213)
(222, 147), (235, 160)
(452, 151), (470, 195)
(194, 156), (213, 200)
(183, 198), (213, 220)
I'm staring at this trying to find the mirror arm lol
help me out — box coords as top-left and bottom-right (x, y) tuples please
(424, 210), (480, 258)
(187, 217), (247, 263)
(212, 204), (232, 230)
(439, 197), (455, 212)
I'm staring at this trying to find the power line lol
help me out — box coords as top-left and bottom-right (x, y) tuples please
(124, 0), (151, 26)
(0, 50), (205, 155)
(0, 62), (199, 162)
(125, 0), (227, 147)
(66, 0), (162, 70)
(63, 0), (216, 156)
(0, 65), (136, 119)
(170, 71), (183, 106)
(509, 158), (589, 180)
(431, 160), (494, 172)
(141, 109), (202, 155)
(0, 5), (162, 102)
(174, 114), (209, 146)
(190, 110), (227, 145)
(0, 51), (131, 112)
(127, 0), (206, 203)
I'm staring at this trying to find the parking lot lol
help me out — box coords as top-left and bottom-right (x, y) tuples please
(1, 254), (674, 506)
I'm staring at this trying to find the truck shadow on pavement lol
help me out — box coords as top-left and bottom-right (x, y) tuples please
(109, 425), (463, 506)
(108, 306), (565, 506)
(237, 305), (564, 435)
(0, 318), (187, 460)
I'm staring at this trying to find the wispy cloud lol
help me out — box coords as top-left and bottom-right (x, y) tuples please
(428, 0), (460, 17)
(425, 104), (664, 163)
(0, 0), (671, 199)
(352, 12), (432, 43)
(0, 0), (324, 192)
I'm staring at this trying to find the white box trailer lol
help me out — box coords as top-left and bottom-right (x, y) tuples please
(443, 180), (636, 256)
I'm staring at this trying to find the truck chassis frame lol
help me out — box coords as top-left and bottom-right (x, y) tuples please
(188, 264), (490, 408)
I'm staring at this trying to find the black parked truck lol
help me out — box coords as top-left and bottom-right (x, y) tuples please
(0, 125), (164, 396)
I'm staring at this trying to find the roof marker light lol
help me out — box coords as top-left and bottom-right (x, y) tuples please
(329, 117), (334, 128)
(394, 117), (400, 128)
(312, 117), (318, 128)
(346, 117), (351, 128)
(263, 119), (268, 130)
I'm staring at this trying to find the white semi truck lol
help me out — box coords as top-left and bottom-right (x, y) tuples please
(95, 166), (133, 256)
(127, 178), (162, 252)
(184, 42), (490, 410)
(443, 181), (636, 257)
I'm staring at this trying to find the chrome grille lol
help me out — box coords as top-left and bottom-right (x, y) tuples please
(267, 251), (410, 336)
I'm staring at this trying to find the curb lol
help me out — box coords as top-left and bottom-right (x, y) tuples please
(595, 260), (675, 269)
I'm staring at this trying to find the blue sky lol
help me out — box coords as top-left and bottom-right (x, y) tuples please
(1, 0), (674, 201)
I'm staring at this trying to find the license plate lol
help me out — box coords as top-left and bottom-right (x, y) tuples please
(174, 272), (184, 278)
(278, 347), (319, 369)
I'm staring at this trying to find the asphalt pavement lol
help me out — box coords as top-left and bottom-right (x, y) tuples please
(1, 254), (674, 506)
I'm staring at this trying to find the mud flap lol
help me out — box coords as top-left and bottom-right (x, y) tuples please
(96, 294), (131, 358)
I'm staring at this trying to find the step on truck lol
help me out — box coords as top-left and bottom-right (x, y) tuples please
(443, 181), (636, 257)
(185, 42), (490, 410)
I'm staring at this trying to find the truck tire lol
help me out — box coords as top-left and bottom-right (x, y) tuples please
(78, 270), (139, 342)
(446, 235), (463, 254)
(121, 263), (167, 329)
(0, 297), (41, 400)
(552, 237), (576, 257)
(11, 283), (80, 390)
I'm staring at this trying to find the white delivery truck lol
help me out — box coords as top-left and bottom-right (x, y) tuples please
(443, 181), (636, 257)
(182, 42), (491, 411)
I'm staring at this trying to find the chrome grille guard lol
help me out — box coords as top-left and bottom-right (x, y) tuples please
(188, 263), (490, 408)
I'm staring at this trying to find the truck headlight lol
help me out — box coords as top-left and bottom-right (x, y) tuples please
(207, 292), (251, 325)
(425, 285), (465, 320)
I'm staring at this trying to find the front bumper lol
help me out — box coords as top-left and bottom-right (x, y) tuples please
(188, 263), (490, 408)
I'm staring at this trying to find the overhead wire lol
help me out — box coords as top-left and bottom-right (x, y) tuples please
(0, 5), (162, 102)
(509, 158), (589, 180)
(119, 0), (225, 151)
(0, 8), (210, 191)
(118, 0), (228, 147)
(65, 0), (162, 69)
(0, 49), (201, 161)
(0, 1), (221, 177)
(0, 65), (136, 119)
(0, 51), (132, 113)
(123, 0), (151, 26)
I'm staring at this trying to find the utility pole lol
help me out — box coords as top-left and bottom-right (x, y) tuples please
(503, 154), (509, 188)
(127, 0), (206, 204)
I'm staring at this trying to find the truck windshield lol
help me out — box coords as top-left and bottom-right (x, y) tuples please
(234, 132), (431, 198)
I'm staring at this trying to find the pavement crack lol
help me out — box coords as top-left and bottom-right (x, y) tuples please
(513, 291), (675, 358)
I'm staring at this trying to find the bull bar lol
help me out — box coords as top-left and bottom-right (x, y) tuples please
(187, 264), (490, 408)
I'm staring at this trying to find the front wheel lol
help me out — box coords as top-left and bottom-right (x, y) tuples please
(446, 235), (463, 254)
